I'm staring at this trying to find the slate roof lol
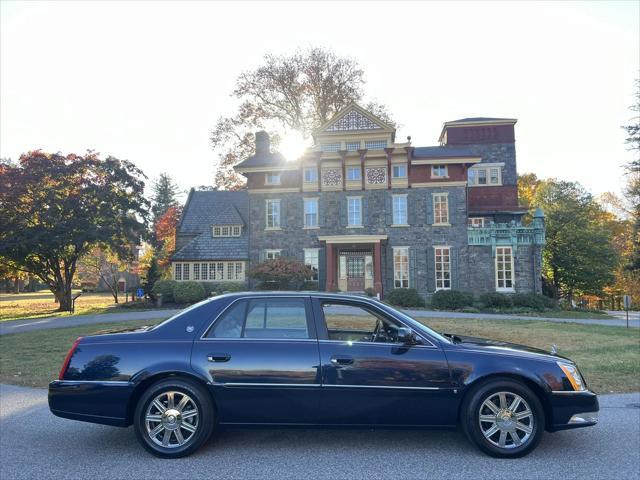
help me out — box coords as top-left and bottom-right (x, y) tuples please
(412, 146), (478, 158)
(447, 117), (516, 123)
(234, 150), (289, 169)
(171, 190), (249, 261)
(171, 231), (248, 261)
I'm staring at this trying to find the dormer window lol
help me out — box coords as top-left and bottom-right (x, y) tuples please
(265, 173), (281, 185)
(213, 225), (242, 237)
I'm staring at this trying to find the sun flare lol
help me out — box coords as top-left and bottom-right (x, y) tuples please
(279, 131), (309, 161)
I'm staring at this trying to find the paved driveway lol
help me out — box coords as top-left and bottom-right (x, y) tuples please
(1, 384), (638, 480)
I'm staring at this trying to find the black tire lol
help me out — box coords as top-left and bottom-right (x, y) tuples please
(134, 378), (215, 458)
(461, 379), (545, 458)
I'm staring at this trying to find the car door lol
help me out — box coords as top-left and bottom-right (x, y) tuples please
(191, 296), (321, 424)
(313, 298), (456, 426)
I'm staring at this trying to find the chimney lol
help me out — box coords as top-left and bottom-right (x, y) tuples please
(255, 131), (270, 154)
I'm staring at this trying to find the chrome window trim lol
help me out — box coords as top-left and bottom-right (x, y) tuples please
(199, 337), (317, 343)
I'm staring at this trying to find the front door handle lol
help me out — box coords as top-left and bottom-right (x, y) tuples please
(207, 353), (231, 362)
(330, 355), (354, 366)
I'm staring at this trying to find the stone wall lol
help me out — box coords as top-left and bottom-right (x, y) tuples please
(464, 142), (517, 186)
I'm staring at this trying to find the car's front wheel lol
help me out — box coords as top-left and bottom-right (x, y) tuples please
(461, 379), (544, 458)
(134, 378), (214, 458)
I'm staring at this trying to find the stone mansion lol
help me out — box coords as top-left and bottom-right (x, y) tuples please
(171, 103), (545, 298)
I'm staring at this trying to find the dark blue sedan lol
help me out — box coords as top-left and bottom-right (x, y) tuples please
(49, 292), (599, 458)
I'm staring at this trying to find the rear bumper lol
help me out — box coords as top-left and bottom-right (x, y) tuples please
(548, 390), (599, 432)
(48, 380), (134, 427)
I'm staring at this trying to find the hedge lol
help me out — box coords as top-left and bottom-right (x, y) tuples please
(480, 292), (514, 309)
(151, 280), (177, 303)
(385, 288), (426, 308)
(173, 281), (206, 304)
(431, 290), (474, 310)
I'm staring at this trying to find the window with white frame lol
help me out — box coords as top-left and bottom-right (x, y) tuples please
(304, 248), (319, 281)
(321, 143), (341, 153)
(346, 142), (360, 151)
(432, 165), (448, 178)
(304, 168), (318, 183)
(193, 263), (200, 280)
(365, 140), (387, 150)
(173, 262), (246, 282)
(433, 193), (449, 224)
(393, 247), (409, 288)
(265, 249), (281, 260)
(392, 164), (407, 178)
(266, 199), (281, 229)
(347, 166), (361, 181)
(265, 173), (281, 185)
(200, 263), (208, 280)
(468, 165), (502, 186)
(347, 197), (362, 226)
(304, 198), (318, 227)
(468, 217), (486, 228)
(495, 247), (514, 291)
(182, 263), (190, 280)
(213, 224), (242, 237)
(434, 247), (451, 290)
(392, 195), (408, 225)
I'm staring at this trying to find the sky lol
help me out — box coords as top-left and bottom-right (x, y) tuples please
(1, 1), (638, 201)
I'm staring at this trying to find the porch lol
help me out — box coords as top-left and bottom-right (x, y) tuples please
(318, 235), (387, 297)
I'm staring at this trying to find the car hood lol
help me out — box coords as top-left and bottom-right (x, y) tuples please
(445, 333), (571, 362)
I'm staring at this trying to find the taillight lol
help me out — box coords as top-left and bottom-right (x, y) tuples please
(58, 337), (82, 380)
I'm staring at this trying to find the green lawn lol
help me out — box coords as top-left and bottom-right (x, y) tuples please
(0, 291), (158, 322)
(1, 316), (637, 393)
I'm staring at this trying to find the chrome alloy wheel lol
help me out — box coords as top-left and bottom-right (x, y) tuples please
(145, 391), (199, 448)
(478, 391), (534, 449)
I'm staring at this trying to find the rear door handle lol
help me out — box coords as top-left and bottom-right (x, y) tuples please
(330, 355), (354, 366)
(207, 353), (231, 362)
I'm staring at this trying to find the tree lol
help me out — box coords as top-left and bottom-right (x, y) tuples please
(622, 79), (640, 273)
(77, 247), (130, 303)
(531, 180), (618, 302)
(155, 205), (182, 270)
(150, 173), (179, 241)
(211, 47), (394, 190)
(517, 173), (541, 208)
(142, 254), (161, 299)
(0, 151), (148, 311)
(249, 257), (313, 290)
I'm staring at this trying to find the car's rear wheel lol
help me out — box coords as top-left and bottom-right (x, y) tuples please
(461, 379), (544, 458)
(134, 378), (214, 458)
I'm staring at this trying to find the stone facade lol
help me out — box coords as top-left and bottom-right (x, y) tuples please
(176, 104), (544, 298)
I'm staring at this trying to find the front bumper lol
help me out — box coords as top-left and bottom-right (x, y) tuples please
(548, 390), (599, 431)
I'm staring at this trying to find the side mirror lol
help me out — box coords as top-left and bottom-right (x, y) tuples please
(397, 327), (418, 345)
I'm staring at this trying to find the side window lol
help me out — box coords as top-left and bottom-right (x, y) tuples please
(209, 298), (311, 339)
(209, 301), (247, 338)
(322, 302), (403, 344)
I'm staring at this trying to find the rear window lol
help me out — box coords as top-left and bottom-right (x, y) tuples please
(208, 298), (311, 339)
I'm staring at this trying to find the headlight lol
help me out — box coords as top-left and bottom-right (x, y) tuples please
(557, 362), (586, 391)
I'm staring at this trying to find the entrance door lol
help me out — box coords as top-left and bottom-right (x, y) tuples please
(346, 256), (365, 291)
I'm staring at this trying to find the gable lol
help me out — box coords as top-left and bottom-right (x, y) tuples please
(325, 109), (384, 132)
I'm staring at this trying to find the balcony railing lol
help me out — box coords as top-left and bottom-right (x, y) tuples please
(468, 220), (545, 254)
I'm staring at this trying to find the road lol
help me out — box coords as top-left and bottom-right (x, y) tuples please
(1, 305), (638, 336)
(0, 384), (638, 480)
